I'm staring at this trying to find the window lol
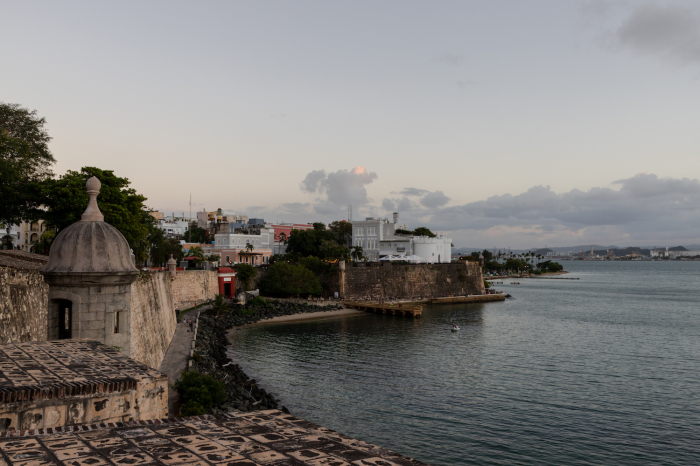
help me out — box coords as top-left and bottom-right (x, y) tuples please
(226, 255), (230, 263)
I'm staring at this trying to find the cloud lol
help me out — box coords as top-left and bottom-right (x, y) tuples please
(301, 166), (378, 207)
(420, 190), (451, 208)
(381, 197), (415, 213)
(428, 173), (700, 246)
(398, 187), (429, 197)
(300, 170), (327, 193)
(615, 3), (700, 63)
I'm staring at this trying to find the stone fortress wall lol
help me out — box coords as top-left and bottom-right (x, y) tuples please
(250, 260), (485, 300)
(171, 270), (218, 310)
(129, 272), (178, 370)
(337, 261), (485, 300)
(1, 251), (218, 369)
(0, 252), (49, 344)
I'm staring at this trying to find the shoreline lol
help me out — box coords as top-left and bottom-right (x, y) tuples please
(486, 270), (569, 280)
(235, 308), (367, 327)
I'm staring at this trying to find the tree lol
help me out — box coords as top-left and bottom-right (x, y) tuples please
(482, 249), (493, 261)
(259, 262), (322, 297)
(413, 227), (436, 237)
(187, 225), (208, 243)
(41, 167), (154, 262)
(32, 230), (55, 255)
(187, 246), (206, 264)
(234, 264), (256, 291)
(286, 229), (320, 257)
(0, 103), (55, 226)
(174, 371), (227, 416)
(328, 220), (352, 247)
(351, 245), (365, 261)
(149, 228), (184, 266)
(208, 294), (228, 316)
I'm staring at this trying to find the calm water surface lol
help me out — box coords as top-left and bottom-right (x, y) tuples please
(227, 261), (700, 465)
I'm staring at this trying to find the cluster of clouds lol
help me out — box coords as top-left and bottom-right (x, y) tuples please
(583, 1), (700, 65)
(268, 167), (700, 247)
(431, 173), (700, 246)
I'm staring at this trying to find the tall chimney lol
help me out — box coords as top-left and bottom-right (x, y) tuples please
(393, 212), (398, 224)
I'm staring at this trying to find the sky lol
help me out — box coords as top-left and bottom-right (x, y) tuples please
(2, 0), (700, 248)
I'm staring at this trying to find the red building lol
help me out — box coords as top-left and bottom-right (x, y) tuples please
(217, 267), (236, 298)
(270, 223), (314, 242)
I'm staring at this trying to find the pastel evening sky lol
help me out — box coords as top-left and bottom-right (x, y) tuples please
(2, 1), (699, 248)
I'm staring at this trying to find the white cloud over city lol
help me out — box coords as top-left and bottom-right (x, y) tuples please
(247, 169), (700, 248)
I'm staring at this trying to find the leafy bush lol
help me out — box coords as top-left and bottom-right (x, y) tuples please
(249, 296), (269, 307)
(259, 262), (322, 297)
(174, 371), (227, 416)
(205, 294), (228, 316)
(234, 264), (256, 291)
(539, 260), (564, 273)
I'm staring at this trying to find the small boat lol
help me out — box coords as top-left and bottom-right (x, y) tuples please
(451, 325), (460, 332)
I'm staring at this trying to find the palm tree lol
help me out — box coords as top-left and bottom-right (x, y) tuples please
(188, 246), (205, 261)
(210, 294), (228, 316)
(351, 245), (365, 261)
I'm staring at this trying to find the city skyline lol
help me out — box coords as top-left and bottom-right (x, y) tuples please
(3, 1), (700, 247)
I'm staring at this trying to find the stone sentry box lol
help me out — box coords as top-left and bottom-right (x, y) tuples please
(0, 339), (167, 432)
(40, 177), (139, 355)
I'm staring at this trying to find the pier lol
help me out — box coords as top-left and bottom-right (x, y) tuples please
(344, 294), (506, 317)
(344, 301), (424, 317)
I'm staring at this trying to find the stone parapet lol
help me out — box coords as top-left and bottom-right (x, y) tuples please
(0, 339), (167, 432)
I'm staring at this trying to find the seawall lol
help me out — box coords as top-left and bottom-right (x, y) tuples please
(337, 261), (485, 300)
(129, 272), (178, 369)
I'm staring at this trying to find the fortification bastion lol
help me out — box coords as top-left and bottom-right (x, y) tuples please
(0, 339), (167, 432)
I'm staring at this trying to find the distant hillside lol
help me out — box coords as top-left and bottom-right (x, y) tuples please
(593, 247), (650, 257)
(453, 244), (699, 255)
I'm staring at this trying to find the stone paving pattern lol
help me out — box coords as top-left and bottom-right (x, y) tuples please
(0, 340), (167, 431)
(0, 340), (162, 398)
(0, 409), (430, 465)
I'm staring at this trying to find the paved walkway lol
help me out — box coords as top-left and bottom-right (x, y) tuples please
(158, 306), (208, 416)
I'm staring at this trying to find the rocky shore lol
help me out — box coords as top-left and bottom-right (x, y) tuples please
(189, 299), (344, 415)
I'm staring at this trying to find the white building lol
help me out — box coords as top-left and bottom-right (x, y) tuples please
(351, 212), (452, 263)
(212, 227), (276, 265)
(0, 221), (48, 252)
(157, 220), (189, 237)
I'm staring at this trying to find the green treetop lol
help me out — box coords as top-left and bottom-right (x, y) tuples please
(0, 102), (55, 225)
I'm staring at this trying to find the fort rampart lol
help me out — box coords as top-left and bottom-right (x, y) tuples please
(337, 261), (485, 300)
(1, 250), (218, 369)
(171, 270), (218, 310)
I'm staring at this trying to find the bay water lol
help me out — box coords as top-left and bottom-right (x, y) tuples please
(226, 261), (700, 465)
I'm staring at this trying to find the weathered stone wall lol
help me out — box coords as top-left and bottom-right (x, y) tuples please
(0, 267), (49, 344)
(171, 270), (218, 310)
(130, 272), (178, 369)
(0, 340), (167, 431)
(336, 261), (484, 300)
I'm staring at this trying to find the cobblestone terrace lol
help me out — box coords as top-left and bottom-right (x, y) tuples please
(0, 410), (429, 465)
